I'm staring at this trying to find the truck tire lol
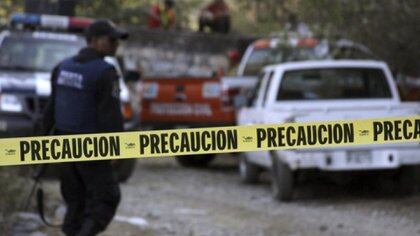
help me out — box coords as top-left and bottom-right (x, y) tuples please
(397, 166), (420, 193)
(176, 154), (215, 168)
(113, 159), (137, 183)
(270, 152), (294, 201)
(239, 154), (261, 184)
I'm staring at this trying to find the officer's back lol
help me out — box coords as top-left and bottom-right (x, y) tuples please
(43, 19), (128, 236)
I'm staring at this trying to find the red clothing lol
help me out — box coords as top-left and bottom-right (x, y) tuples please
(148, 4), (175, 29)
(203, 1), (229, 19)
(148, 4), (161, 28)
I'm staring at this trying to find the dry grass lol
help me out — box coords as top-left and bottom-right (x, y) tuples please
(0, 166), (31, 234)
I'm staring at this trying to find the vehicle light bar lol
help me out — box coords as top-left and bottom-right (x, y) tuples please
(9, 13), (93, 32)
(68, 17), (93, 31)
(10, 13), (40, 27)
(296, 38), (319, 48)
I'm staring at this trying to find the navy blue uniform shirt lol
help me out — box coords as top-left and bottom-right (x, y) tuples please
(43, 47), (124, 134)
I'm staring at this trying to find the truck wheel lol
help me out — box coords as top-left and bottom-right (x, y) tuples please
(113, 159), (137, 183)
(239, 154), (261, 183)
(271, 152), (294, 201)
(397, 166), (420, 193)
(176, 154), (215, 168)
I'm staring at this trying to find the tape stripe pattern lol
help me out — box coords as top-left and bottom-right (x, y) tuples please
(1, 116), (419, 166)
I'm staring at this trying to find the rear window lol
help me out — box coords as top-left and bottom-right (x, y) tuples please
(277, 68), (392, 100)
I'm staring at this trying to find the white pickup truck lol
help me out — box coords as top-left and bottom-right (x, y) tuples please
(237, 60), (420, 201)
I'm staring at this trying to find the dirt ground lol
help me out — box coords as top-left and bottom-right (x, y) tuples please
(13, 154), (420, 236)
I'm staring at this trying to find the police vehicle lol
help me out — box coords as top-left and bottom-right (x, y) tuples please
(0, 13), (138, 136)
(0, 13), (138, 181)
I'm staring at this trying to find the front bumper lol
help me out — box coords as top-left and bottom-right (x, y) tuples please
(0, 113), (37, 138)
(124, 116), (140, 131)
(278, 144), (420, 171)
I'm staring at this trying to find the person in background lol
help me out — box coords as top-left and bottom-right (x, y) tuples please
(43, 19), (128, 236)
(199, 0), (230, 34)
(148, 0), (176, 29)
(227, 49), (240, 75)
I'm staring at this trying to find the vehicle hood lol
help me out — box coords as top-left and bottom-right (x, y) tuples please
(221, 76), (257, 89)
(0, 71), (51, 96)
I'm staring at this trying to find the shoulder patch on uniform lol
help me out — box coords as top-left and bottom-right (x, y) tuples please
(57, 70), (84, 89)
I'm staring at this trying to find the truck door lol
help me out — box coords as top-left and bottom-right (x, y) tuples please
(245, 70), (274, 167)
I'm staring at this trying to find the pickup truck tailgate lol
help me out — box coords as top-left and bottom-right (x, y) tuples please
(139, 77), (235, 126)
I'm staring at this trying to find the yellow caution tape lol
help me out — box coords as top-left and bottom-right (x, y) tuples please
(0, 116), (419, 166)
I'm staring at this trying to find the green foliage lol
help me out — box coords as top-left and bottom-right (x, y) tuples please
(227, 0), (297, 35)
(75, 0), (295, 33)
(0, 0), (24, 24)
(0, 0), (419, 75)
(298, 0), (420, 76)
(173, 0), (203, 28)
(75, 0), (151, 24)
(76, 0), (204, 28)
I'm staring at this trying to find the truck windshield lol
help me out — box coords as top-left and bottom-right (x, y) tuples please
(0, 35), (84, 72)
(243, 46), (318, 76)
(277, 68), (392, 100)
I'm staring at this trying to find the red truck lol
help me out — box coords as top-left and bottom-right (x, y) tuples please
(138, 75), (239, 167)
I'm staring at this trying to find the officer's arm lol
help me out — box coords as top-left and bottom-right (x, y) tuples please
(42, 65), (59, 135)
(96, 68), (124, 133)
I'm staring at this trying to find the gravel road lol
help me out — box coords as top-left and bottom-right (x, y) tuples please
(15, 154), (420, 236)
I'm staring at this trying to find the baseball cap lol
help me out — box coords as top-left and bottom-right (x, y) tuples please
(85, 19), (129, 40)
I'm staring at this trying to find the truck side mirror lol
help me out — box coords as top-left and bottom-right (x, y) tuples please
(245, 88), (258, 107)
(125, 70), (141, 82)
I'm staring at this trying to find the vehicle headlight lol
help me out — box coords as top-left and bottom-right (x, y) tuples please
(142, 83), (158, 99)
(0, 94), (23, 112)
(121, 102), (134, 120)
(203, 82), (221, 98)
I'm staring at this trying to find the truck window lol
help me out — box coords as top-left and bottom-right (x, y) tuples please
(247, 72), (265, 107)
(243, 46), (319, 76)
(243, 48), (284, 76)
(262, 71), (274, 107)
(0, 35), (84, 72)
(277, 68), (392, 100)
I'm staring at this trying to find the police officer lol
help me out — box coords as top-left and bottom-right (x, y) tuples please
(43, 20), (128, 236)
